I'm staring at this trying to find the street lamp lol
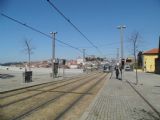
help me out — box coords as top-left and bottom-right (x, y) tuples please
(117, 25), (126, 80)
(50, 32), (57, 78)
(117, 25), (126, 60)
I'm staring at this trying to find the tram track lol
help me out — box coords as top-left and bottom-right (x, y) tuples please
(10, 73), (103, 120)
(1, 72), (105, 120)
(0, 73), (97, 99)
(54, 73), (107, 120)
(1, 73), (99, 108)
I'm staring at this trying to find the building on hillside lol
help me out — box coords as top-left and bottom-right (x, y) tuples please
(66, 60), (78, 69)
(77, 57), (84, 65)
(143, 48), (160, 72)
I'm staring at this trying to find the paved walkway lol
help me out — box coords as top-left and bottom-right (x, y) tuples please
(80, 71), (160, 120)
(124, 71), (160, 117)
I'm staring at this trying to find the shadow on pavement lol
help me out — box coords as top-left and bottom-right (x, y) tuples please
(0, 74), (15, 79)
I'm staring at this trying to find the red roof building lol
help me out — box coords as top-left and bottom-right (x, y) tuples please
(142, 48), (160, 72)
(143, 48), (160, 55)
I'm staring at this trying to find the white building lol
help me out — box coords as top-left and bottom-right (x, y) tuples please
(77, 57), (84, 65)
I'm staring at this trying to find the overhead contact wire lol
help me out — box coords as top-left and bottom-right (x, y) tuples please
(1, 13), (83, 53)
(47, 0), (103, 55)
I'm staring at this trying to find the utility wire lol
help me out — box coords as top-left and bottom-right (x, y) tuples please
(1, 13), (83, 53)
(77, 42), (120, 49)
(47, 0), (103, 55)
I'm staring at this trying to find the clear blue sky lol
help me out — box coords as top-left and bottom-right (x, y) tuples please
(0, 0), (160, 63)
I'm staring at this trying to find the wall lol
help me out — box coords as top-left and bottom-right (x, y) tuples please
(143, 55), (158, 72)
(155, 58), (160, 74)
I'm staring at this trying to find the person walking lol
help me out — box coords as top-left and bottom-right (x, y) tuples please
(115, 65), (120, 79)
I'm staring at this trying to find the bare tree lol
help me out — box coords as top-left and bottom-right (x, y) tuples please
(23, 38), (34, 71)
(129, 32), (141, 85)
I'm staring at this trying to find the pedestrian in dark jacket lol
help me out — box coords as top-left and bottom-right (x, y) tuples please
(115, 66), (119, 79)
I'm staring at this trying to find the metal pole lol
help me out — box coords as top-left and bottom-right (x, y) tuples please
(50, 32), (57, 78)
(83, 49), (86, 63)
(120, 27), (123, 80)
(83, 49), (86, 72)
(63, 65), (65, 78)
(117, 25), (126, 80)
(120, 27), (124, 59)
(117, 48), (119, 63)
(117, 25), (126, 60)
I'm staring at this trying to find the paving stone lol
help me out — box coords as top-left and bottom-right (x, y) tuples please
(80, 72), (160, 120)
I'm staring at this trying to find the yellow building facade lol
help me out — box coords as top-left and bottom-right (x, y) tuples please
(143, 48), (159, 72)
(143, 55), (158, 72)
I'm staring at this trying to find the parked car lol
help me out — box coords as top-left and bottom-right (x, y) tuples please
(125, 65), (131, 71)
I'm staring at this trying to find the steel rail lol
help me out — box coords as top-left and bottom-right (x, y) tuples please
(8, 73), (103, 120)
(54, 74), (107, 120)
(1, 73), (99, 108)
(1, 73), (97, 99)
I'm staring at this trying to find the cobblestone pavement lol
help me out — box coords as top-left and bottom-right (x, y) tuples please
(124, 71), (160, 116)
(80, 72), (160, 120)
